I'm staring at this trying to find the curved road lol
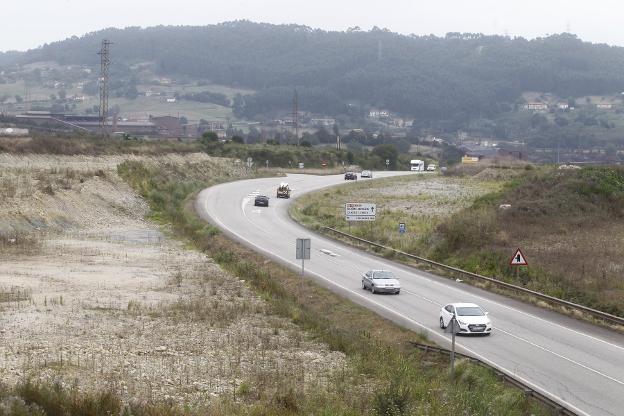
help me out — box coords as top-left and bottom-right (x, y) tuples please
(196, 173), (624, 416)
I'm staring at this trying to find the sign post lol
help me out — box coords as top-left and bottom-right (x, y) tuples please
(385, 159), (390, 170)
(399, 222), (406, 234)
(296, 238), (311, 293)
(345, 202), (376, 234)
(509, 248), (528, 280)
(345, 203), (376, 221)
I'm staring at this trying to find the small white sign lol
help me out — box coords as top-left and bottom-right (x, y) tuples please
(345, 202), (376, 221)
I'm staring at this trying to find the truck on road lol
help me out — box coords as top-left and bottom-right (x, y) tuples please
(276, 182), (291, 198)
(410, 159), (425, 171)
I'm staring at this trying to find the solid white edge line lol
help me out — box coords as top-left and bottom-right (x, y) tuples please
(199, 191), (591, 416)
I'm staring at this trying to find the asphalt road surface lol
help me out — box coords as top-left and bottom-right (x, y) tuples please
(196, 172), (624, 416)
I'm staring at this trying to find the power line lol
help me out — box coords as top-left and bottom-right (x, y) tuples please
(97, 39), (112, 135)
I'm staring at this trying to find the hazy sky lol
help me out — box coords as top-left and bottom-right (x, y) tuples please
(2, 0), (623, 52)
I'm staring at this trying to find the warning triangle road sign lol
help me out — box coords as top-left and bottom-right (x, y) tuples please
(509, 248), (528, 266)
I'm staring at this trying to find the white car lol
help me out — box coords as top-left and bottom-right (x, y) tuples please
(361, 170), (373, 178)
(362, 270), (400, 294)
(439, 303), (492, 335)
(426, 164), (436, 171)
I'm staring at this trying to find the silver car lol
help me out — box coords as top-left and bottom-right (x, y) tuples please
(362, 270), (400, 294)
(361, 170), (373, 178)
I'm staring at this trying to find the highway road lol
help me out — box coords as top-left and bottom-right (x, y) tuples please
(196, 172), (624, 416)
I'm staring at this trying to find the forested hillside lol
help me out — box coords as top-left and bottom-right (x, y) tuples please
(3, 21), (624, 122)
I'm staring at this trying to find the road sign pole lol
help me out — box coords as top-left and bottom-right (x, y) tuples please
(296, 238), (310, 299)
(450, 315), (456, 379)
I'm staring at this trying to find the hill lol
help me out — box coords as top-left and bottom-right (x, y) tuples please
(3, 21), (624, 123)
(434, 165), (624, 316)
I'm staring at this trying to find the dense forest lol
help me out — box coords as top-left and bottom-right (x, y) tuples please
(3, 21), (624, 124)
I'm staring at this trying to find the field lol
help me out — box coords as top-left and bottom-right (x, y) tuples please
(0, 78), (252, 124)
(291, 172), (505, 254)
(0, 153), (344, 409)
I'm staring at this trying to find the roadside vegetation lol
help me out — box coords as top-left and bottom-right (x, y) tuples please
(115, 159), (550, 415)
(0, 131), (202, 155)
(292, 162), (624, 318)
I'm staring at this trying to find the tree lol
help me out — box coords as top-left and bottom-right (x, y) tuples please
(372, 144), (399, 169)
(200, 132), (219, 145)
(231, 135), (244, 144)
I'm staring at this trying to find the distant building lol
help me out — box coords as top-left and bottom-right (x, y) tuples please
(461, 155), (480, 164)
(557, 103), (569, 110)
(165, 98), (176, 103)
(523, 103), (548, 111)
(150, 115), (185, 137)
(368, 109), (390, 118)
(596, 103), (613, 109)
(311, 118), (335, 127)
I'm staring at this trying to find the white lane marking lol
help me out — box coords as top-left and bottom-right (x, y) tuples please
(269, 176), (624, 360)
(205, 196), (591, 416)
(320, 249), (339, 257)
(403, 269), (624, 354)
(267, 179), (624, 357)
(496, 327), (624, 386)
(307, 228), (624, 353)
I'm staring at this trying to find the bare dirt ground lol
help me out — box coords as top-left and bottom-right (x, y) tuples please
(348, 175), (502, 218)
(0, 153), (344, 405)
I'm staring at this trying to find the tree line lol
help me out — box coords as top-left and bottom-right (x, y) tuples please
(3, 22), (624, 124)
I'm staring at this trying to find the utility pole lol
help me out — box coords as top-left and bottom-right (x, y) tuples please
(98, 39), (113, 135)
(292, 89), (299, 145)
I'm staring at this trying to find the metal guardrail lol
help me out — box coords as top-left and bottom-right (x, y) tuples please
(409, 341), (576, 415)
(322, 226), (624, 327)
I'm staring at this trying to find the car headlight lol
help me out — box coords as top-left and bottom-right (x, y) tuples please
(457, 320), (466, 325)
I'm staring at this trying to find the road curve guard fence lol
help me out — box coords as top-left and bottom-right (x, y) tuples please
(410, 341), (577, 416)
(321, 227), (624, 327)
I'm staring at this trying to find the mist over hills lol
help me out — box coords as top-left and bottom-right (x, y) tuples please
(3, 21), (624, 124)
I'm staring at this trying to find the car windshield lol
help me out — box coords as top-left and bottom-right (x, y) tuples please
(456, 307), (484, 316)
(373, 271), (395, 279)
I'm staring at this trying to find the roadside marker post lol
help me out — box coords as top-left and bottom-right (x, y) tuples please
(399, 222), (406, 234)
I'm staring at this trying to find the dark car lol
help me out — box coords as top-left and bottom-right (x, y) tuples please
(344, 172), (358, 180)
(254, 195), (269, 207)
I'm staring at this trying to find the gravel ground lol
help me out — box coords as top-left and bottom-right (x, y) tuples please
(0, 154), (344, 404)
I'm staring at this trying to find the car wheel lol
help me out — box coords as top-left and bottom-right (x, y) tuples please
(362, 281), (367, 290)
(371, 285), (376, 294)
(395, 290), (400, 295)
(439, 317), (446, 329)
